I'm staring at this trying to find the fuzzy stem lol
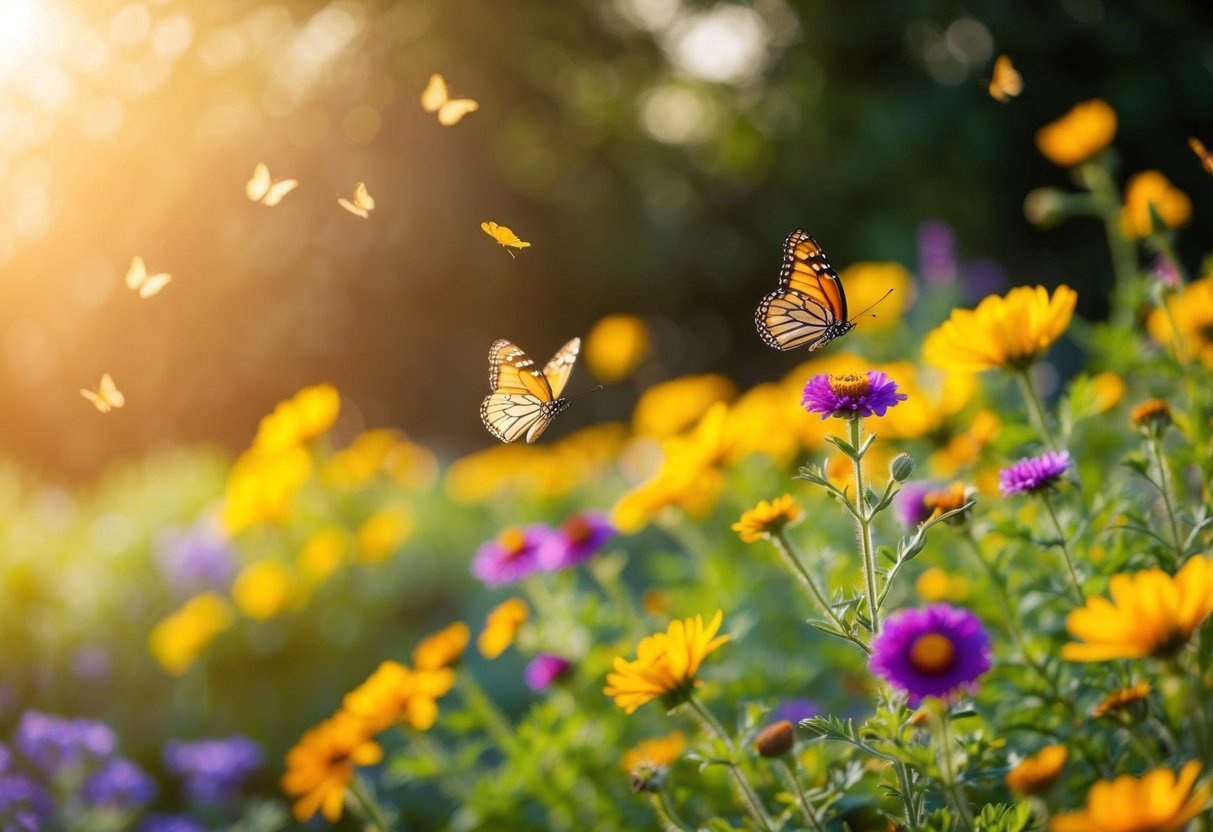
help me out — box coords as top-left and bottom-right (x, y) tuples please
(1146, 433), (1185, 562)
(1081, 158), (1138, 322)
(1039, 493), (1085, 605)
(893, 760), (920, 828)
(927, 704), (974, 828)
(459, 673), (518, 754)
(348, 776), (391, 832)
(848, 418), (880, 635)
(649, 791), (695, 832)
(685, 696), (774, 832)
(771, 530), (870, 655)
(775, 758), (826, 832)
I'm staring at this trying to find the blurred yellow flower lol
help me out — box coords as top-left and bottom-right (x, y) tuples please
(253, 383), (341, 456)
(413, 622), (470, 671)
(1131, 398), (1172, 433)
(1091, 371), (1126, 414)
(281, 713), (383, 823)
(1092, 680), (1151, 719)
(355, 506), (414, 564)
(323, 429), (398, 487)
(232, 560), (295, 620)
(1035, 99), (1117, 167)
(384, 439), (439, 490)
(1121, 171), (1192, 239)
(621, 731), (686, 774)
(836, 262), (916, 329)
(1050, 761), (1208, 832)
(732, 495), (801, 543)
(1007, 744), (1067, 796)
(723, 383), (805, 462)
(930, 409), (1001, 477)
(604, 610), (729, 714)
(875, 363), (976, 440)
(342, 660), (456, 733)
(633, 374), (736, 437)
(222, 446), (312, 534)
(478, 598), (529, 659)
(586, 314), (651, 383)
(916, 567), (970, 602)
(1063, 556), (1213, 662)
(1148, 273), (1213, 368)
(923, 285), (1077, 372)
(149, 593), (234, 676)
(296, 526), (349, 585)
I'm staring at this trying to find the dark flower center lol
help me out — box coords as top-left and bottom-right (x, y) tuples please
(497, 528), (529, 559)
(561, 515), (593, 545)
(909, 633), (956, 674)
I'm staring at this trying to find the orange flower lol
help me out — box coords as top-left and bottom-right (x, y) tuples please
(478, 598), (529, 659)
(342, 661), (456, 733)
(1007, 744), (1067, 795)
(1035, 99), (1117, 167)
(1120, 171), (1192, 238)
(281, 713), (383, 822)
(1051, 761), (1209, 832)
(413, 622), (470, 670)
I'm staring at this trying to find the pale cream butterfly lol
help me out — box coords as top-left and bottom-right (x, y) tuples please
(420, 73), (479, 126)
(81, 373), (125, 413)
(125, 256), (171, 299)
(246, 162), (299, 207)
(338, 182), (375, 219)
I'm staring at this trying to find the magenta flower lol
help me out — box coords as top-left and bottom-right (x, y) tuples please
(524, 653), (572, 691)
(999, 451), (1071, 497)
(471, 525), (554, 586)
(538, 512), (615, 571)
(801, 371), (907, 420)
(869, 605), (991, 705)
(895, 482), (935, 527)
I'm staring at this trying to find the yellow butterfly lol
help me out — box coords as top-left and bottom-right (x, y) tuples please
(1190, 137), (1213, 175)
(246, 162), (298, 207)
(481, 338), (580, 443)
(987, 54), (1023, 103)
(125, 256), (171, 299)
(338, 182), (375, 219)
(420, 73), (480, 126)
(81, 373), (125, 413)
(481, 221), (531, 257)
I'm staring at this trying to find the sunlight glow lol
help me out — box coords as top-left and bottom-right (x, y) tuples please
(0, 0), (50, 77)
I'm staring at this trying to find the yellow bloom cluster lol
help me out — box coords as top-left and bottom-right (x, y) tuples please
(413, 621), (470, 670)
(1148, 273), (1213, 368)
(478, 597), (529, 659)
(342, 660), (457, 733)
(604, 610), (728, 714)
(1050, 761), (1209, 832)
(923, 285), (1077, 372)
(232, 560), (295, 620)
(281, 713), (384, 823)
(1120, 171), (1192, 239)
(632, 374), (737, 438)
(148, 593), (234, 676)
(323, 428), (438, 490)
(1035, 98), (1117, 167)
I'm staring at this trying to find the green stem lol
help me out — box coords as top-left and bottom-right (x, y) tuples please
(1014, 367), (1060, 453)
(893, 760), (920, 828)
(685, 696), (774, 832)
(459, 674), (518, 753)
(649, 791), (695, 832)
(775, 758), (826, 832)
(1040, 493), (1085, 605)
(349, 776), (391, 832)
(771, 530), (871, 655)
(1159, 292), (1213, 505)
(848, 418), (880, 635)
(1081, 158), (1138, 322)
(1146, 433), (1185, 562)
(927, 704), (974, 828)
(1172, 659), (1211, 766)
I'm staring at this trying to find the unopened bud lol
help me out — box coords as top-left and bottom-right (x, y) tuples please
(1023, 188), (1067, 229)
(890, 453), (915, 483)
(755, 720), (795, 757)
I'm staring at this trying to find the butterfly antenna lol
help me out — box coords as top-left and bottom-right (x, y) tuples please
(849, 288), (895, 322)
(567, 384), (605, 401)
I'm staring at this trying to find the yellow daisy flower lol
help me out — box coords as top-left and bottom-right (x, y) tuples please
(1006, 744), (1067, 796)
(281, 713), (383, 822)
(1121, 171), (1192, 239)
(632, 374), (737, 438)
(1035, 98), (1117, 168)
(1092, 680), (1151, 719)
(341, 661), (456, 734)
(148, 593), (234, 677)
(604, 610), (729, 714)
(621, 731), (686, 774)
(923, 285), (1077, 372)
(1050, 761), (1209, 832)
(231, 560), (295, 620)
(1063, 556), (1213, 662)
(413, 622), (470, 671)
(478, 598), (529, 660)
(1148, 274), (1213, 368)
(253, 383), (341, 456)
(731, 495), (801, 543)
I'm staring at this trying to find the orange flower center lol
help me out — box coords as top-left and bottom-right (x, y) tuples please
(828, 372), (871, 399)
(924, 484), (967, 518)
(909, 633), (956, 674)
(561, 515), (593, 545)
(497, 528), (528, 559)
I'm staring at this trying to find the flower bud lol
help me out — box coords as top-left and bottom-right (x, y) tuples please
(1023, 188), (1067, 228)
(889, 453), (915, 483)
(1131, 398), (1172, 436)
(754, 720), (795, 757)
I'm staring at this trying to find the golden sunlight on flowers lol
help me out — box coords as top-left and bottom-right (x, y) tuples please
(1147, 273), (1213, 368)
(732, 495), (801, 543)
(632, 374), (737, 438)
(223, 446), (312, 534)
(1120, 171), (1192, 239)
(586, 314), (651, 383)
(355, 506), (414, 563)
(413, 622), (470, 671)
(342, 661), (456, 733)
(1006, 744), (1067, 795)
(923, 285), (1077, 372)
(930, 409), (1001, 477)
(148, 593), (234, 676)
(916, 567), (971, 602)
(1063, 556), (1213, 662)
(1035, 98), (1117, 167)
(604, 610), (729, 714)
(478, 598), (529, 659)
(1050, 761), (1209, 832)
(723, 383), (805, 462)
(322, 429), (439, 490)
(253, 383), (341, 456)
(297, 526), (349, 585)
(836, 262), (916, 329)
(281, 713), (384, 823)
(621, 731), (686, 773)
(873, 363), (975, 440)
(232, 560), (295, 620)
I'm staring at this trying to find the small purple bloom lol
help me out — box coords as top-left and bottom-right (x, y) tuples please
(72, 646), (112, 682)
(524, 653), (572, 691)
(537, 512), (615, 571)
(771, 698), (822, 724)
(82, 756), (156, 808)
(0, 773), (52, 832)
(15, 711), (116, 774)
(472, 525), (553, 586)
(801, 371), (908, 421)
(157, 518), (237, 596)
(164, 735), (263, 805)
(869, 605), (991, 705)
(1151, 254), (1180, 288)
(140, 814), (208, 832)
(895, 482), (935, 527)
(917, 219), (957, 285)
(959, 257), (1007, 301)
(999, 451), (1071, 497)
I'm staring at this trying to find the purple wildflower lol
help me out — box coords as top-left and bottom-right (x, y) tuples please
(917, 219), (957, 285)
(15, 711), (116, 774)
(959, 257), (1007, 301)
(999, 451), (1071, 497)
(1151, 253), (1180, 288)
(771, 698), (822, 725)
(140, 815), (208, 832)
(801, 371), (908, 420)
(472, 525), (553, 586)
(524, 653), (572, 691)
(164, 735), (263, 805)
(157, 518), (237, 596)
(0, 773), (52, 832)
(869, 605), (991, 705)
(895, 482), (935, 527)
(537, 512), (615, 571)
(81, 757), (156, 808)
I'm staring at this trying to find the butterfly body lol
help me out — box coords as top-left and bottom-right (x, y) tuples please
(481, 337), (580, 444)
(754, 229), (855, 352)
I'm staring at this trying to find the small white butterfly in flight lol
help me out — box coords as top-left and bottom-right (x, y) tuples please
(81, 373), (125, 413)
(338, 182), (375, 219)
(125, 256), (171, 299)
(246, 162), (298, 207)
(420, 73), (479, 126)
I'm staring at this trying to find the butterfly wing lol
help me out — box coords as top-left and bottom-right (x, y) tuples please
(988, 55), (1022, 102)
(247, 162), (271, 202)
(776, 229), (848, 322)
(421, 73), (448, 113)
(756, 289), (840, 351)
(353, 181), (374, 211)
(487, 339), (554, 401)
(438, 98), (479, 126)
(480, 392), (556, 443)
(543, 337), (581, 398)
(1190, 138), (1213, 175)
(126, 256), (147, 290)
(99, 374), (125, 408)
(338, 197), (369, 219)
(138, 272), (171, 298)
(262, 178), (298, 207)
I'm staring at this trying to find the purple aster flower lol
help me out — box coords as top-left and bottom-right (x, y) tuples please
(0, 773), (52, 832)
(537, 512), (615, 571)
(869, 605), (991, 705)
(140, 814), (208, 832)
(157, 518), (237, 596)
(471, 525), (553, 586)
(999, 451), (1071, 497)
(771, 698), (822, 724)
(801, 371), (908, 420)
(164, 735), (263, 805)
(917, 219), (957, 285)
(524, 653), (572, 691)
(81, 756), (156, 808)
(895, 482), (935, 527)
(15, 711), (116, 774)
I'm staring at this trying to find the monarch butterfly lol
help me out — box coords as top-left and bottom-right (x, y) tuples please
(480, 338), (580, 444)
(987, 54), (1022, 103)
(81, 373), (125, 413)
(755, 229), (861, 352)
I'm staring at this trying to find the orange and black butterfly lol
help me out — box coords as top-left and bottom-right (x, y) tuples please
(755, 229), (857, 352)
(480, 338), (580, 443)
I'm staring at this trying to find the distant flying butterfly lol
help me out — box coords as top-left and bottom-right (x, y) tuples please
(125, 256), (171, 299)
(420, 73), (480, 127)
(1190, 137), (1213, 175)
(246, 162), (298, 207)
(481, 221), (531, 257)
(987, 54), (1023, 103)
(481, 338), (580, 444)
(81, 373), (125, 413)
(338, 182), (375, 218)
